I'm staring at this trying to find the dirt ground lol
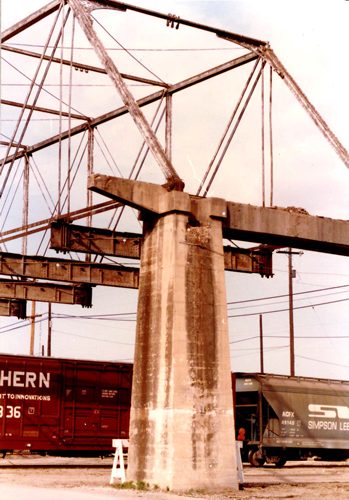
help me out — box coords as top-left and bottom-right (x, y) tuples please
(1, 482), (349, 500)
(1, 457), (349, 499)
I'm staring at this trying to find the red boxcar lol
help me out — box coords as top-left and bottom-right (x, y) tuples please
(0, 354), (132, 455)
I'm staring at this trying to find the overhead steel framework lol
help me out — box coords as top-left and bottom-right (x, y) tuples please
(1, 0), (349, 491)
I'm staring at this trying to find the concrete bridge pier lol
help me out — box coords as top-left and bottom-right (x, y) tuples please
(89, 176), (238, 491)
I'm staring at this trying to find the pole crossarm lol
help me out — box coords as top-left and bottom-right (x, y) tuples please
(0, 252), (139, 288)
(224, 202), (349, 256)
(0, 279), (92, 307)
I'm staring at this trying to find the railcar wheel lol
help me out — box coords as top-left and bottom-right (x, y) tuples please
(274, 456), (287, 468)
(248, 449), (265, 467)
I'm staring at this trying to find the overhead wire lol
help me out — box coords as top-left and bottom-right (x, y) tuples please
(228, 283), (349, 305)
(6, 43), (245, 52)
(91, 14), (166, 85)
(228, 289), (349, 311)
(228, 297), (349, 318)
(0, 3), (69, 198)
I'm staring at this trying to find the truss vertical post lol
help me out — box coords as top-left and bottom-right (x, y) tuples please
(22, 155), (30, 255)
(165, 93), (172, 161)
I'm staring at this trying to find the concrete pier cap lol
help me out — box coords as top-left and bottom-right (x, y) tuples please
(89, 174), (238, 492)
(89, 174), (228, 219)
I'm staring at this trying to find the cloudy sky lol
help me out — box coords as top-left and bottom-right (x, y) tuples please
(1, 0), (349, 380)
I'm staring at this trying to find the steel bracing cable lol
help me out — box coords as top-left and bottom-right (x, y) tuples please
(196, 58), (261, 197)
(203, 59), (266, 197)
(261, 65), (265, 207)
(0, 3), (68, 198)
(91, 13), (166, 85)
(269, 65), (274, 207)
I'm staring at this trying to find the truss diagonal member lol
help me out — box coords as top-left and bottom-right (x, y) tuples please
(68, 0), (184, 191)
(263, 47), (349, 170)
(0, 0), (63, 42)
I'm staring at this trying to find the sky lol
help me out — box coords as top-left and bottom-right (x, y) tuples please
(1, 0), (349, 380)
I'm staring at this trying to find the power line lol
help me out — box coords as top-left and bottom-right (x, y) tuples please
(228, 290), (349, 312)
(230, 334), (349, 345)
(0, 292), (347, 336)
(228, 297), (349, 318)
(56, 329), (134, 345)
(297, 354), (349, 369)
(227, 283), (349, 306)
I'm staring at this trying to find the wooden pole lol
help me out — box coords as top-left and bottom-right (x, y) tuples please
(30, 301), (36, 355)
(259, 314), (264, 374)
(288, 248), (295, 376)
(47, 302), (52, 357)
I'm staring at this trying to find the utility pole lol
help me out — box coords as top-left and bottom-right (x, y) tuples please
(288, 249), (295, 376)
(29, 301), (36, 355)
(259, 314), (264, 374)
(47, 303), (52, 357)
(277, 248), (303, 376)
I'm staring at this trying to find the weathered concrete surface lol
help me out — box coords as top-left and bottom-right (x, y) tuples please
(89, 175), (237, 491)
(225, 203), (349, 256)
(88, 175), (349, 491)
(89, 177), (349, 256)
(89, 175), (191, 215)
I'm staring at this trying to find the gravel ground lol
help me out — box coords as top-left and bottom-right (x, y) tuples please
(2, 481), (349, 500)
(1, 456), (349, 499)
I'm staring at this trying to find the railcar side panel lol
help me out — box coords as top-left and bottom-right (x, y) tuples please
(234, 372), (349, 465)
(0, 355), (132, 455)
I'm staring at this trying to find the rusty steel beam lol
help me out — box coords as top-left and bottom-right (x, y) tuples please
(1, 98), (89, 121)
(224, 203), (349, 256)
(224, 246), (273, 277)
(0, 51), (257, 166)
(50, 222), (273, 276)
(1, 0), (63, 43)
(0, 252), (139, 288)
(90, 0), (267, 49)
(1, 45), (168, 88)
(1, 0), (266, 49)
(0, 200), (119, 245)
(0, 279), (92, 307)
(50, 221), (141, 259)
(0, 298), (27, 319)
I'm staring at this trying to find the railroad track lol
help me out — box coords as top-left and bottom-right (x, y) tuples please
(0, 456), (114, 469)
